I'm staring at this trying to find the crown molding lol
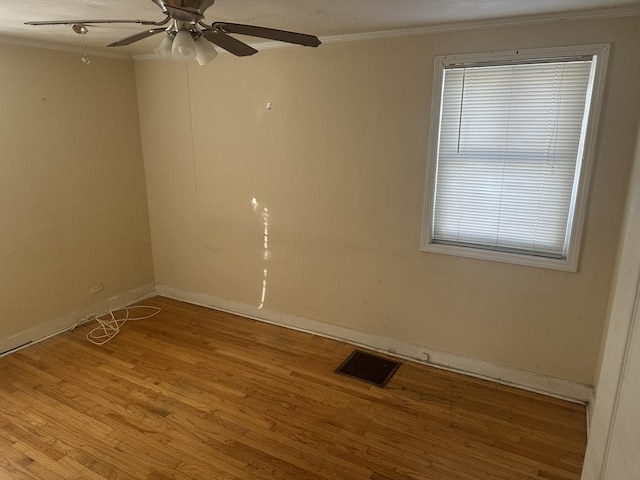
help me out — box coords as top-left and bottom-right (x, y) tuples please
(134, 5), (640, 62)
(2, 4), (639, 63)
(316, 5), (640, 46)
(0, 35), (130, 60)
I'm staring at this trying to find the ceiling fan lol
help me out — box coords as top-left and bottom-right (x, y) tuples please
(26, 0), (321, 65)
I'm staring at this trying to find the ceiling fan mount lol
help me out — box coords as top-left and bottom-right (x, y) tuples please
(26, 0), (321, 64)
(71, 24), (89, 35)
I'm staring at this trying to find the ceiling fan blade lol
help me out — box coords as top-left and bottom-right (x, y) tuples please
(201, 29), (257, 57)
(107, 28), (166, 47)
(164, 5), (204, 23)
(213, 22), (321, 47)
(26, 19), (161, 26)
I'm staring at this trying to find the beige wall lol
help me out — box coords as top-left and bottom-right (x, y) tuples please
(136, 15), (640, 385)
(0, 44), (154, 342)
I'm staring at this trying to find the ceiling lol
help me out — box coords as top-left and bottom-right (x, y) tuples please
(1, 0), (639, 57)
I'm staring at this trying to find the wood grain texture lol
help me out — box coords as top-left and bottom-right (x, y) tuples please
(0, 296), (587, 479)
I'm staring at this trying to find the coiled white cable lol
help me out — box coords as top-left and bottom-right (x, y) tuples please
(75, 305), (161, 345)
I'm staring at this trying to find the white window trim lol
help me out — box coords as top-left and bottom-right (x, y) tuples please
(421, 44), (610, 272)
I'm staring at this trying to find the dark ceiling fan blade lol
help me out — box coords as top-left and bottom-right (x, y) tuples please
(212, 22), (321, 47)
(26, 19), (162, 26)
(164, 5), (204, 23)
(201, 29), (257, 57)
(107, 28), (167, 47)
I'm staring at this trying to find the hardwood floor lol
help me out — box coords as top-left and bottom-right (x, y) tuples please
(0, 296), (587, 479)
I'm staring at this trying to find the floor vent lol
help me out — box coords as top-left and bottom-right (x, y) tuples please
(335, 350), (401, 388)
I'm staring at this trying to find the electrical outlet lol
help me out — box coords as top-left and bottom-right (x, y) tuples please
(89, 283), (104, 295)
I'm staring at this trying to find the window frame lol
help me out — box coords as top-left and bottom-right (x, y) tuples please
(421, 44), (610, 271)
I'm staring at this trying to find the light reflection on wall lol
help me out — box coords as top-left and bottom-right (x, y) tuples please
(251, 197), (270, 309)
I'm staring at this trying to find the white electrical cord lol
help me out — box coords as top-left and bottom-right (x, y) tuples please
(73, 305), (161, 345)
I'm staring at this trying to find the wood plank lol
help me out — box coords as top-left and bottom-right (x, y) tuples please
(0, 296), (587, 479)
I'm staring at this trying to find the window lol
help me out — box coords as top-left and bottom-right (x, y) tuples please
(422, 45), (609, 271)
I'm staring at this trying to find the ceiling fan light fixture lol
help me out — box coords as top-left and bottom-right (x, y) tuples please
(27, 0), (322, 64)
(171, 29), (196, 62)
(154, 33), (173, 58)
(195, 35), (218, 65)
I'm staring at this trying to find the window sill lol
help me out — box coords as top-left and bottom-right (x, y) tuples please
(421, 242), (578, 272)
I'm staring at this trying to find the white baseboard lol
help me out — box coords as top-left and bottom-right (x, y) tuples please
(0, 283), (156, 357)
(156, 284), (593, 403)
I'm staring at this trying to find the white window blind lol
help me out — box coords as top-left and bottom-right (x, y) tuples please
(432, 58), (596, 258)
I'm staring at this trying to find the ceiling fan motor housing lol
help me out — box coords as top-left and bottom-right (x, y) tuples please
(152, 0), (216, 15)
